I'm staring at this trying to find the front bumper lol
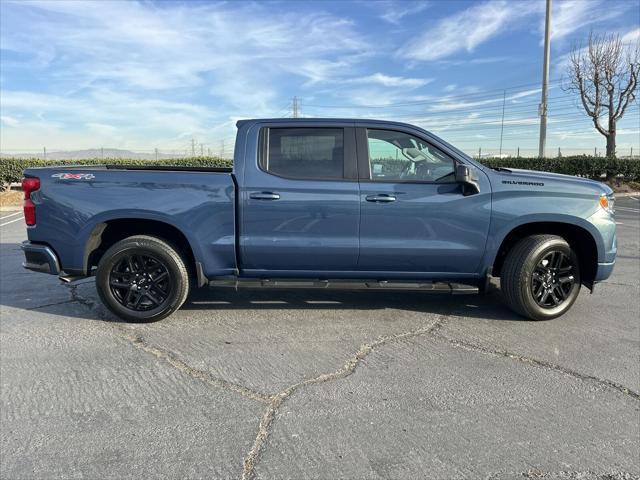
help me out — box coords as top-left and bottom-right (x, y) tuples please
(586, 206), (617, 283)
(21, 241), (60, 275)
(595, 260), (615, 282)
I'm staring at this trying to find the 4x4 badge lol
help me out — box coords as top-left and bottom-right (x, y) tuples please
(52, 173), (95, 180)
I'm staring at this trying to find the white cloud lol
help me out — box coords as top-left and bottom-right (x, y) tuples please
(0, 1), (371, 149)
(398, 0), (538, 61)
(621, 28), (640, 44)
(0, 89), (221, 149)
(0, 115), (20, 127)
(375, 1), (430, 25)
(548, 0), (629, 44)
(356, 73), (432, 89)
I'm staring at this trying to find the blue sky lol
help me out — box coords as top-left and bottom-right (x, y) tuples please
(0, 0), (638, 157)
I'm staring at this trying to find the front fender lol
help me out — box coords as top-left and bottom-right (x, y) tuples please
(482, 213), (606, 274)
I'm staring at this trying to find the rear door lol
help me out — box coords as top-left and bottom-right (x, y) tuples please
(356, 126), (491, 275)
(239, 124), (360, 274)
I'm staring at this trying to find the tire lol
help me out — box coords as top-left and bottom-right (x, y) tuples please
(96, 235), (190, 322)
(501, 235), (581, 321)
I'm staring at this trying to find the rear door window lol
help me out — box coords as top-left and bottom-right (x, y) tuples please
(260, 128), (344, 179)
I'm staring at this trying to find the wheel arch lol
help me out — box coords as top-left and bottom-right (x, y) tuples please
(490, 220), (601, 289)
(82, 217), (204, 286)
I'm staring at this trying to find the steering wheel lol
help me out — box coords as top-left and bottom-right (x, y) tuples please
(414, 160), (433, 181)
(399, 161), (413, 179)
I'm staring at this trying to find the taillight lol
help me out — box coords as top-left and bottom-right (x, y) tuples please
(22, 177), (40, 226)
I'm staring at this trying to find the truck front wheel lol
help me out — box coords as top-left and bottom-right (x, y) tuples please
(501, 235), (581, 321)
(95, 235), (190, 322)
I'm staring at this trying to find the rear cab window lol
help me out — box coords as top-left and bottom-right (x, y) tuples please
(259, 128), (345, 180)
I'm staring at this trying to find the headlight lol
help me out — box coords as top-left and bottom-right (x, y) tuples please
(599, 193), (615, 215)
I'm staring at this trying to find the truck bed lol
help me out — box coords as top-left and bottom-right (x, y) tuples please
(23, 165), (238, 278)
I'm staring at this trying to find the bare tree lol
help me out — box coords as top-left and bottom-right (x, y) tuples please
(565, 32), (639, 157)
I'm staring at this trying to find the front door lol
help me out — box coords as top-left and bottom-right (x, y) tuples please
(239, 125), (360, 274)
(357, 127), (491, 275)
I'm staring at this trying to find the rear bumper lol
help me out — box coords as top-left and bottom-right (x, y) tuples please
(21, 241), (60, 275)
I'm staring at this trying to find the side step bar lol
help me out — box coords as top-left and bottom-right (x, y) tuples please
(208, 278), (479, 294)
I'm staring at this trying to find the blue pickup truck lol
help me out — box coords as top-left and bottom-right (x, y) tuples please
(21, 119), (616, 322)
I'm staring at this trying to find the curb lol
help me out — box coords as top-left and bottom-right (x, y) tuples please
(0, 206), (22, 212)
(614, 192), (640, 198)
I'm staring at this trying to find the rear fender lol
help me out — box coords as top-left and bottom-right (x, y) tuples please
(77, 210), (204, 275)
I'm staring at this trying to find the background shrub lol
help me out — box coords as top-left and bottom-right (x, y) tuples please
(1, 155), (638, 188)
(0, 157), (232, 188)
(481, 156), (640, 181)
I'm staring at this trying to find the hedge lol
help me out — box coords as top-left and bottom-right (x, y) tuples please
(1, 155), (638, 188)
(481, 156), (640, 181)
(0, 157), (232, 188)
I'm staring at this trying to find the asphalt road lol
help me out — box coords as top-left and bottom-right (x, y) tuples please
(1, 198), (639, 480)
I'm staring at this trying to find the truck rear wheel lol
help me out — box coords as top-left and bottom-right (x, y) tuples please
(96, 235), (190, 322)
(501, 235), (581, 321)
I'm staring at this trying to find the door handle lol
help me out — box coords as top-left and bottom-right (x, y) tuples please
(250, 192), (280, 200)
(366, 194), (396, 203)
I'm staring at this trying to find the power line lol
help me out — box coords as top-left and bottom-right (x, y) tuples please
(300, 79), (564, 109)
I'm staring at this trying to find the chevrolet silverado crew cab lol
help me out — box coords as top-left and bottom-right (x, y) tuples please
(21, 119), (616, 322)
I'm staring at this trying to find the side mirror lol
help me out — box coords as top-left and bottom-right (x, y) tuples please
(455, 164), (480, 196)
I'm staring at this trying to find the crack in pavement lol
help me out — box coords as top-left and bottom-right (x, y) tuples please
(65, 283), (270, 404)
(25, 299), (78, 310)
(62, 282), (639, 479)
(113, 326), (271, 404)
(430, 329), (640, 400)
(240, 316), (448, 480)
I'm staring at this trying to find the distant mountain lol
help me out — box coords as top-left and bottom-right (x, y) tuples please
(0, 148), (189, 160)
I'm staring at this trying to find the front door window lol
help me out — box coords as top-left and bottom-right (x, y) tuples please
(367, 129), (456, 183)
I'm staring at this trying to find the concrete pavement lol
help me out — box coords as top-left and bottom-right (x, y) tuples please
(1, 197), (638, 479)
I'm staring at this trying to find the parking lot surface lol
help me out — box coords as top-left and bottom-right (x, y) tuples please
(1, 198), (639, 479)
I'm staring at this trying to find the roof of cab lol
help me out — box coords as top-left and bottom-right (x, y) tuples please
(235, 118), (421, 130)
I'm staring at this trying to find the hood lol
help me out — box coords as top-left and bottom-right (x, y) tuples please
(496, 168), (612, 195)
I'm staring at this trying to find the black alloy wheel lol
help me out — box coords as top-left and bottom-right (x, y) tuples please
(96, 235), (190, 322)
(109, 253), (172, 311)
(501, 234), (581, 321)
(530, 250), (576, 309)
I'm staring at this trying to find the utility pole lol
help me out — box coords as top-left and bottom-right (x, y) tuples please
(155, 148), (158, 161)
(517, 147), (520, 158)
(292, 96), (299, 118)
(499, 89), (506, 157)
(43, 147), (46, 160)
(538, 0), (552, 158)
(191, 138), (196, 157)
